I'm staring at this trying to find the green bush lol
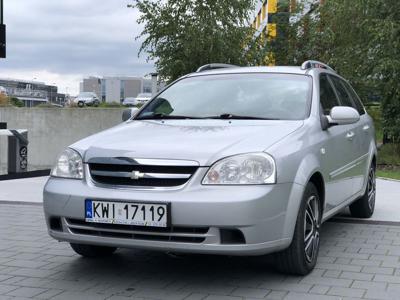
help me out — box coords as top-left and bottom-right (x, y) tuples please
(378, 144), (400, 166)
(98, 102), (124, 108)
(366, 105), (383, 142)
(36, 103), (58, 108)
(10, 97), (25, 107)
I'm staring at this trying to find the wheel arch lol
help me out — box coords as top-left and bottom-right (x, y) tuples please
(283, 153), (325, 240)
(308, 172), (325, 216)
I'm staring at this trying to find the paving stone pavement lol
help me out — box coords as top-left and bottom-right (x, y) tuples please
(1, 204), (400, 300)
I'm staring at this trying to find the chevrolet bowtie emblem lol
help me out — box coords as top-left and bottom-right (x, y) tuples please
(130, 171), (145, 180)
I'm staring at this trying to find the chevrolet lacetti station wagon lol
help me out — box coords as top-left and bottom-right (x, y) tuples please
(44, 61), (377, 275)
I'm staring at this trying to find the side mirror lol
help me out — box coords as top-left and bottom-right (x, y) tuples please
(122, 107), (139, 122)
(328, 106), (360, 126)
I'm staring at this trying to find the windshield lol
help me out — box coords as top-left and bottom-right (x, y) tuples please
(137, 73), (312, 120)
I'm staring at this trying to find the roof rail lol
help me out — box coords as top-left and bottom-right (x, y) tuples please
(301, 60), (336, 73)
(196, 63), (239, 73)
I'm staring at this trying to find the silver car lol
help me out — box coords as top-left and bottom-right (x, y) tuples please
(44, 61), (377, 275)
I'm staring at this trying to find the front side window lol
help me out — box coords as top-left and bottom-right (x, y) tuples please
(319, 74), (339, 115)
(137, 74), (312, 120)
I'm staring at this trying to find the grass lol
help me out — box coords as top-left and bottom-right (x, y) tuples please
(365, 105), (400, 180)
(377, 168), (400, 180)
(377, 143), (400, 180)
(377, 143), (400, 166)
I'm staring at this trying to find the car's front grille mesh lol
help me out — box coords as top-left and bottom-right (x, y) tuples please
(65, 218), (208, 243)
(89, 163), (198, 187)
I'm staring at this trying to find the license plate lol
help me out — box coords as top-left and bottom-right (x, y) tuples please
(85, 200), (169, 228)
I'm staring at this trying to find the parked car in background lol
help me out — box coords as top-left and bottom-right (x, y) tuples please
(123, 93), (152, 107)
(74, 92), (100, 107)
(44, 61), (376, 276)
(122, 97), (137, 107)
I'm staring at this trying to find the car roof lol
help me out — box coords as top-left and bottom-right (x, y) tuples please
(187, 66), (309, 77)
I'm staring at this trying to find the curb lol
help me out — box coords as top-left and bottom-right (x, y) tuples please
(330, 217), (400, 227)
(0, 169), (50, 181)
(0, 200), (42, 206)
(377, 176), (400, 183)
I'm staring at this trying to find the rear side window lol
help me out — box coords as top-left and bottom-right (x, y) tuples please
(329, 76), (355, 109)
(319, 74), (339, 115)
(342, 82), (365, 115)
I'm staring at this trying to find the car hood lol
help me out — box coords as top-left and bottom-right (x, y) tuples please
(72, 120), (304, 166)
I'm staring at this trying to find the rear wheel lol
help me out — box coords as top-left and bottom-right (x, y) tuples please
(93, 100), (100, 107)
(70, 243), (117, 258)
(275, 182), (321, 275)
(77, 101), (85, 107)
(349, 164), (376, 218)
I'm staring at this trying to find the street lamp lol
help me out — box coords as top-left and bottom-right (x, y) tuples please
(0, 0), (6, 58)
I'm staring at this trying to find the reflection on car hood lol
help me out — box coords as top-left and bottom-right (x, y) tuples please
(72, 120), (304, 166)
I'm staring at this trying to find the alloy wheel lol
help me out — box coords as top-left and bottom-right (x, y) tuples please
(367, 167), (376, 211)
(304, 195), (320, 264)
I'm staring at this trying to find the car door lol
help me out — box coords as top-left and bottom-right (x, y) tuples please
(341, 80), (372, 194)
(319, 74), (355, 210)
(329, 75), (366, 197)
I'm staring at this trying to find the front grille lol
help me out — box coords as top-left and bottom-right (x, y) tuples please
(66, 218), (208, 243)
(89, 163), (198, 187)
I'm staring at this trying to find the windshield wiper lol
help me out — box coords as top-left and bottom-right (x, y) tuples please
(136, 113), (204, 120)
(206, 114), (281, 120)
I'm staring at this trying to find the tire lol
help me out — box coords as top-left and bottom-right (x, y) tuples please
(93, 100), (100, 107)
(78, 101), (85, 108)
(275, 182), (321, 275)
(349, 164), (376, 218)
(70, 243), (117, 258)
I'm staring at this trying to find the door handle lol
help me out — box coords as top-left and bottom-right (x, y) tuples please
(346, 131), (355, 140)
(363, 125), (370, 131)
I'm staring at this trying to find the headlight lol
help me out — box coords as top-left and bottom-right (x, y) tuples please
(51, 148), (83, 179)
(203, 153), (276, 185)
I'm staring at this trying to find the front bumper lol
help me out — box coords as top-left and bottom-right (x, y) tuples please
(43, 168), (304, 256)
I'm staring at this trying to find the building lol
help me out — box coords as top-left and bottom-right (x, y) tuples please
(0, 78), (66, 107)
(81, 77), (102, 100)
(80, 76), (152, 103)
(252, 0), (322, 65)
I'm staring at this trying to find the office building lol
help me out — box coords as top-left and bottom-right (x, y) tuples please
(0, 78), (66, 107)
(80, 76), (152, 103)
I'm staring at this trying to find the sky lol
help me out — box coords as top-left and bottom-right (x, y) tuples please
(0, 0), (154, 95)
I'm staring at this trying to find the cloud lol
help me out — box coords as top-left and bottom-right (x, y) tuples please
(0, 0), (154, 95)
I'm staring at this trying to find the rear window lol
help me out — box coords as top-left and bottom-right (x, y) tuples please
(139, 73), (313, 120)
(330, 76), (355, 108)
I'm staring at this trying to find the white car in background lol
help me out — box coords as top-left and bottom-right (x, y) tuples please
(123, 93), (152, 106)
(74, 92), (100, 107)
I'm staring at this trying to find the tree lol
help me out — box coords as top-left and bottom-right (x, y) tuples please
(130, 0), (266, 82)
(283, 0), (400, 142)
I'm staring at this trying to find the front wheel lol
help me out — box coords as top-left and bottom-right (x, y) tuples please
(349, 164), (376, 218)
(70, 243), (117, 258)
(77, 101), (85, 107)
(275, 182), (321, 275)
